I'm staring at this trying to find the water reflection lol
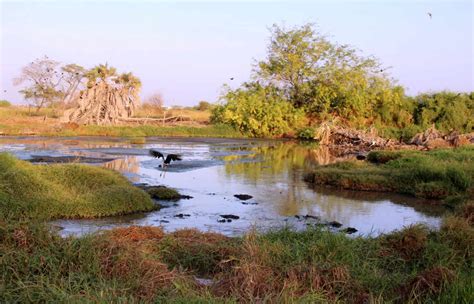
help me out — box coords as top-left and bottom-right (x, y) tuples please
(102, 156), (140, 182)
(0, 136), (442, 237)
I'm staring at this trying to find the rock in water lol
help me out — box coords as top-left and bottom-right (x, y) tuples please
(343, 227), (358, 234)
(220, 214), (240, 220)
(234, 194), (253, 200)
(329, 221), (343, 228)
(356, 154), (366, 160)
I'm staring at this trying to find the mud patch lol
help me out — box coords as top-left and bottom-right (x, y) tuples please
(29, 155), (116, 163)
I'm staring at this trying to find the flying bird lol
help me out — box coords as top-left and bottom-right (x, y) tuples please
(427, 12), (432, 19)
(230, 77), (234, 80)
(379, 66), (393, 73)
(149, 149), (182, 167)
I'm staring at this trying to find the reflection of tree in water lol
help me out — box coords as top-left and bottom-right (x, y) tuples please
(310, 186), (445, 217)
(222, 142), (349, 184)
(221, 142), (431, 225)
(305, 145), (351, 166)
(222, 143), (347, 215)
(102, 156), (140, 182)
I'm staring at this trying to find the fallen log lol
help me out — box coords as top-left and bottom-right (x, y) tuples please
(117, 116), (191, 124)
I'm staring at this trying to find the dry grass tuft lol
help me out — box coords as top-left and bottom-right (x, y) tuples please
(171, 229), (230, 246)
(98, 226), (189, 301)
(213, 234), (357, 302)
(457, 202), (474, 225)
(107, 226), (165, 244)
(12, 227), (30, 249)
(400, 266), (456, 302)
(381, 225), (428, 260)
(160, 229), (239, 276)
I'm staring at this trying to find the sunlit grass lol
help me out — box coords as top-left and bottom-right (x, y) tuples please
(0, 153), (156, 220)
(0, 106), (244, 138)
(306, 146), (474, 200)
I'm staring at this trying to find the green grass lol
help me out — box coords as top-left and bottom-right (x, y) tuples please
(145, 186), (182, 200)
(0, 153), (156, 220)
(305, 146), (474, 200)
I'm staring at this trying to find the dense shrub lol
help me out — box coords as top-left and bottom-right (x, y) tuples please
(413, 92), (474, 133)
(211, 84), (305, 137)
(195, 101), (213, 111)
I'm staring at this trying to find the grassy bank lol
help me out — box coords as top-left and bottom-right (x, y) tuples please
(0, 153), (156, 220)
(305, 146), (474, 200)
(0, 106), (244, 138)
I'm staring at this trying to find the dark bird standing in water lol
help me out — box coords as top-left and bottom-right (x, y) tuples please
(149, 149), (182, 167)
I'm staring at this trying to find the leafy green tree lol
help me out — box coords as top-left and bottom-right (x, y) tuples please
(215, 23), (413, 137)
(255, 24), (403, 123)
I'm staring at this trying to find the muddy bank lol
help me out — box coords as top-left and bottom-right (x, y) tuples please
(28, 155), (116, 163)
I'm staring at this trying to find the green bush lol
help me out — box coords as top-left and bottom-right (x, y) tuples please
(211, 84), (305, 137)
(296, 127), (316, 140)
(195, 101), (213, 111)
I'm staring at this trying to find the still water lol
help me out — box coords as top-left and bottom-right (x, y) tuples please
(0, 136), (442, 236)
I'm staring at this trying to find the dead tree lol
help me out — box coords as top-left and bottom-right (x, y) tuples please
(61, 65), (141, 125)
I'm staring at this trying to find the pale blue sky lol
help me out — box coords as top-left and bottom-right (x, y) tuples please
(1, 0), (472, 106)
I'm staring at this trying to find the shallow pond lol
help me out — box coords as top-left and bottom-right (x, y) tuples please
(0, 136), (443, 236)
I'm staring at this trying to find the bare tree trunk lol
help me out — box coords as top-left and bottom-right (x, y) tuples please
(62, 80), (140, 125)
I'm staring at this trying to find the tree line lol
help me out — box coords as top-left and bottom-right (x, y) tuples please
(211, 24), (473, 138)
